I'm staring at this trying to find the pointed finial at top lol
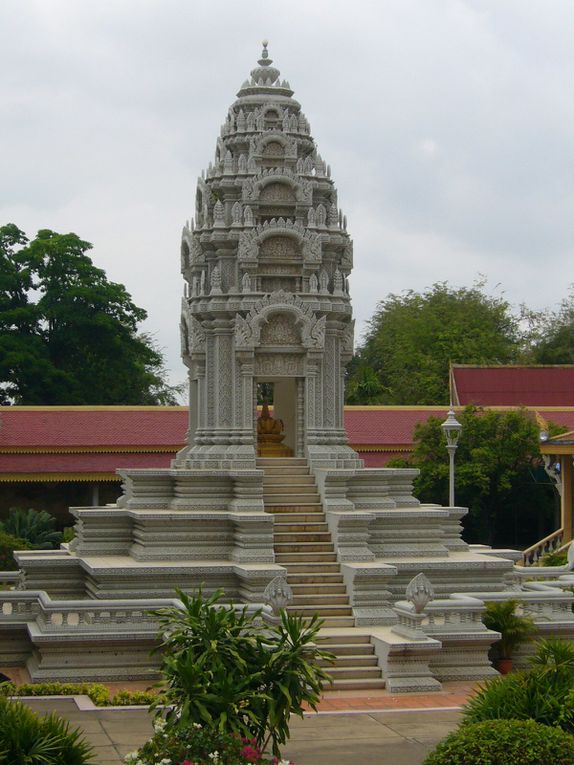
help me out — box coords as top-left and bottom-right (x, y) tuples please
(236, 40), (294, 98)
(259, 40), (271, 67)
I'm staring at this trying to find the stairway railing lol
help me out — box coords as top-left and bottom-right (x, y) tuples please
(521, 528), (564, 566)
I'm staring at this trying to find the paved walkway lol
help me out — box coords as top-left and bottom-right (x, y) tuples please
(20, 696), (465, 765)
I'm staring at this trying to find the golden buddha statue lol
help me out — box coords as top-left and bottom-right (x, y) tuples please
(257, 401), (293, 457)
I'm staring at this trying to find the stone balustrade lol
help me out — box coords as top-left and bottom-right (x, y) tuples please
(422, 595), (489, 634)
(460, 584), (574, 622)
(0, 590), (273, 635)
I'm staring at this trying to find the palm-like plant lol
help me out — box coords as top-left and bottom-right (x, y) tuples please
(258, 610), (332, 754)
(530, 638), (574, 677)
(151, 588), (334, 757)
(482, 600), (535, 660)
(0, 694), (93, 764)
(0, 508), (62, 549)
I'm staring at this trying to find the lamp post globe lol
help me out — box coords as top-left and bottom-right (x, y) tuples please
(441, 409), (462, 507)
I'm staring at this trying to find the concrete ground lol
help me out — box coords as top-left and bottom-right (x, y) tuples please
(20, 697), (463, 765)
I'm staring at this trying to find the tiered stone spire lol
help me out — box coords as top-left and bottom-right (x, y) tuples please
(178, 42), (359, 469)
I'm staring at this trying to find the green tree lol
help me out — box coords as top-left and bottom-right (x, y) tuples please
(522, 287), (574, 364)
(0, 224), (180, 405)
(347, 281), (519, 405)
(389, 406), (559, 546)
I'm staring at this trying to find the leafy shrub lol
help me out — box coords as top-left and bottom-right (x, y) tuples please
(464, 638), (574, 731)
(0, 508), (62, 549)
(482, 599), (535, 658)
(110, 689), (157, 706)
(149, 588), (333, 757)
(0, 530), (31, 570)
(1, 681), (110, 705)
(1, 681), (158, 707)
(62, 526), (76, 543)
(424, 719), (574, 765)
(0, 694), (93, 764)
(538, 549), (568, 566)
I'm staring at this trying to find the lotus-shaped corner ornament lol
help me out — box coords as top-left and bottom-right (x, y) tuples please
(263, 576), (293, 615)
(406, 572), (434, 614)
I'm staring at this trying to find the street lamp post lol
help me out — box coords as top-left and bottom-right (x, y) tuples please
(441, 409), (462, 507)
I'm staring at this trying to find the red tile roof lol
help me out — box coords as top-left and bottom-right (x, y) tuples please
(0, 407), (187, 449)
(452, 365), (574, 407)
(344, 407), (446, 445)
(2, 404), (574, 480)
(0, 451), (173, 475)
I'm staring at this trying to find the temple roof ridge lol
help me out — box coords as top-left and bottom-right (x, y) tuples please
(236, 41), (294, 99)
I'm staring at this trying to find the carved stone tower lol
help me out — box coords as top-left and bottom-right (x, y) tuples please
(178, 42), (360, 470)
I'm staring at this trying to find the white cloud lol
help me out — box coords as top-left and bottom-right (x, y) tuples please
(1, 0), (573, 384)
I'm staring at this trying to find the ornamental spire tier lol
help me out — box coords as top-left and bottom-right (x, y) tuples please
(178, 42), (360, 469)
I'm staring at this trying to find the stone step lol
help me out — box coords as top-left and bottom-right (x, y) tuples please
(315, 616), (355, 628)
(327, 677), (386, 691)
(275, 540), (334, 551)
(264, 483), (318, 493)
(318, 643), (376, 657)
(288, 605), (353, 617)
(256, 457), (307, 466)
(263, 466), (311, 478)
(274, 532), (333, 544)
(319, 654), (378, 668)
(263, 475), (316, 486)
(328, 666), (382, 680)
(283, 567), (343, 578)
(265, 504), (323, 513)
(274, 522), (329, 533)
(292, 593), (350, 606)
(317, 634), (372, 646)
(275, 552), (338, 563)
(264, 493), (321, 505)
(270, 513), (327, 524)
(257, 458), (308, 467)
(290, 583), (347, 595)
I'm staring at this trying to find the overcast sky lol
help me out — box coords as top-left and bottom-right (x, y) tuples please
(1, 1), (573, 391)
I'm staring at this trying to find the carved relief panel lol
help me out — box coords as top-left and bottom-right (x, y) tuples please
(260, 236), (300, 261)
(255, 353), (305, 377)
(259, 312), (300, 346)
(260, 182), (296, 205)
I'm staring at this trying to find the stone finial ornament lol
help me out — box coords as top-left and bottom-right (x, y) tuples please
(243, 205), (254, 226)
(241, 271), (252, 293)
(213, 200), (225, 228)
(406, 572), (435, 613)
(231, 201), (243, 226)
(210, 265), (223, 295)
(263, 576), (293, 615)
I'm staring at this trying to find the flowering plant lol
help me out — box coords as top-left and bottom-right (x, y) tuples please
(124, 720), (294, 765)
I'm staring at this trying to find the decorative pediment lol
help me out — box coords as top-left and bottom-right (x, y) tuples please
(249, 132), (298, 159)
(234, 291), (326, 351)
(181, 303), (206, 355)
(342, 319), (355, 356)
(241, 168), (312, 204)
(237, 221), (321, 265)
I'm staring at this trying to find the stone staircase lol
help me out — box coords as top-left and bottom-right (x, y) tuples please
(259, 457), (385, 690)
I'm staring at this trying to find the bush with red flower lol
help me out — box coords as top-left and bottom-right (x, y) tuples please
(124, 588), (332, 764)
